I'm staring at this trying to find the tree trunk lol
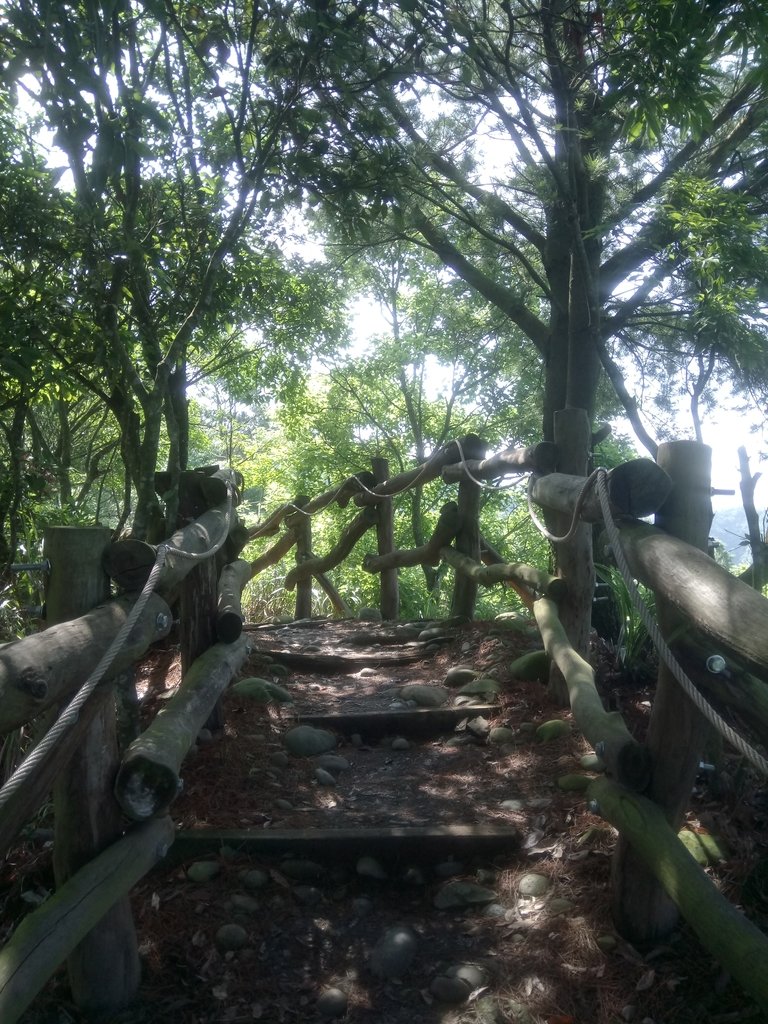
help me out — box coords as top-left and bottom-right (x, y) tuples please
(548, 409), (593, 704)
(450, 436), (486, 620)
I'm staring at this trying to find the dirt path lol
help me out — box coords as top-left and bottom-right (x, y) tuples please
(11, 619), (766, 1024)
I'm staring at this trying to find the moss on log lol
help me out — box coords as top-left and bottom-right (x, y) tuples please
(534, 598), (651, 791)
(0, 593), (172, 735)
(0, 816), (174, 1024)
(216, 559), (252, 643)
(114, 638), (248, 820)
(441, 548), (567, 601)
(588, 776), (768, 1012)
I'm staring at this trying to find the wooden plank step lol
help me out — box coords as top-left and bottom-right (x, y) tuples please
(170, 824), (521, 864)
(296, 705), (497, 740)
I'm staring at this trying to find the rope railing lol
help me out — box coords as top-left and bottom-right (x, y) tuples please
(0, 484), (236, 811)
(594, 470), (768, 777)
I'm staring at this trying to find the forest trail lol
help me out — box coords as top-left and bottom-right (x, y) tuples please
(15, 620), (763, 1024)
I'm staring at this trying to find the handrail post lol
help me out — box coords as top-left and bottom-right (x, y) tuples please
(291, 496), (313, 619)
(611, 440), (714, 943)
(450, 435), (486, 619)
(45, 525), (141, 1013)
(372, 456), (399, 620)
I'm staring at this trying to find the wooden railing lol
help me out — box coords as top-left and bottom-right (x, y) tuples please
(2, 426), (768, 1019)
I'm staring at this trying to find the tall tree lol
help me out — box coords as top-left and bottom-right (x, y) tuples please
(0, 0), (344, 538)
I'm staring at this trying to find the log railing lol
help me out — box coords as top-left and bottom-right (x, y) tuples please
(3, 430), (768, 1020)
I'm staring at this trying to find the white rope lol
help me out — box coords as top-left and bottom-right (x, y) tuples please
(527, 468), (601, 544)
(596, 469), (768, 778)
(0, 484), (237, 810)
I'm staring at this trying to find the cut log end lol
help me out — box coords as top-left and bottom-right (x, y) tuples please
(216, 610), (244, 644)
(114, 756), (180, 821)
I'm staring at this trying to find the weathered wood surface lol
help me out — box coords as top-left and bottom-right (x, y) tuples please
(363, 502), (461, 572)
(613, 440), (714, 943)
(43, 526), (112, 622)
(441, 441), (558, 482)
(669, 632), (768, 747)
(248, 500), (299, 540)
(180, 546), (221, 732)
(0, 687), (112, 859)
(530, 457), (673, 522)
(298, 705), (498, 740)
(0, 816), (175, 1024)
(589, 776), (768, 1013)
(216, 558), (252, 643)
(613, 519), (768, 679)
(441, 547), (567, 601)
(291, 499), (313, 619)
(170, 823), (520, 865)
(283, 507), (378, 590)
(534, 597), (651, 791)
(104, 503), (239, 596)
(0, 593), (172, 735)
(155, 467), (242, 521)
(46, 527), (140, 1014)
(114, 637), (249, 820)
(547, 410), (594, 705)
(450, 440), (485, 620)
(249, 528), (299, 576)
(372, 456), (399, 620)
(302, 472), (376, 514)
(353, 436), (484, 506)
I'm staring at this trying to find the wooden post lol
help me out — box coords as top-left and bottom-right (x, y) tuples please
(180, 554), (220, 731)
(372, 457), (399, 620)
(44, 526), (141, 1014)
(612, 440), (714, 944)
(548, 409), (593, 705)
(450, 436), (486, 620)
(291, 496), (313, 619)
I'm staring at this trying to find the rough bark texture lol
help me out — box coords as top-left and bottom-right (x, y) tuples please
(0, 593), (172, 735)
(549, 409), (593, 704)
(612, 441), (714, 943)
(363, 502), (461, 572)
(530, 459), (673, 522)
(0, 817), (175, 1024)
(591, 777), (768, 1014)
(534, 598), (650, 790)
(45, 527), (140, 1015)
(115, 638), (249, 820)
(372, 457), (399, 620)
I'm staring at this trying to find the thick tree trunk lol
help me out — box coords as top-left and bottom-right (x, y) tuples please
(549, 409), (593, 704)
